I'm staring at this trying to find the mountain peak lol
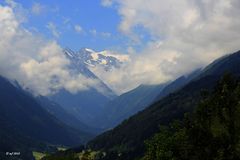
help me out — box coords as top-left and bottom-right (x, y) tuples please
(64, 47), (129, 71)
(84, 48), (95, 53)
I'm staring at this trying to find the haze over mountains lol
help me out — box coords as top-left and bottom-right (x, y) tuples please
(0, 46), (173, 159)
(49, 48), (118, 129)
(0, 45), (205, 155)
(29, 49), (240, 160)
(0, 76), (91, 159)
(1, 0), (240, 160)
(1, 48), (240, 160)
(87, 50), (240, 160)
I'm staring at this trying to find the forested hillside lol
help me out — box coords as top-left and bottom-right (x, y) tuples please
(143, 74), (240, 160)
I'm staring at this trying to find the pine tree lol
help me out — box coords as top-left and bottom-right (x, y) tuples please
(143, 74), (240, 160)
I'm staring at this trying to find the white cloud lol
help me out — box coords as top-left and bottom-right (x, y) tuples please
(31, 2), (45, 15)
(4, 0), (27, 23)
(0, 3), (100, 96)
(1, 0), (240, 95)
(20, 43), (99, 95)
(98, 0), (240, 93)
(46, 22), (60, 38)
(74, 25), (83, 34)
(101, 0), (113, 7)
(5, 0), (17, 8)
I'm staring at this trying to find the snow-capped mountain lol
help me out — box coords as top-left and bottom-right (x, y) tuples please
(64, 48), (129, 71)
(48, 47), (118, 129)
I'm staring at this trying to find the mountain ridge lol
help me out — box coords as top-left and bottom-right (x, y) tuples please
(0, 75), (91, 147)
(49, 48), (118, 129)
(87, 50), (240, 160)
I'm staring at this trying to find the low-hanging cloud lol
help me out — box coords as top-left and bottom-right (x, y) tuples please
(1, 1), (240, 95)
(97, 0), (240, 93)
(0, 3), (99, 96)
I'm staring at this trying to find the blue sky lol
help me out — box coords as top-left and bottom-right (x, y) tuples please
(6, 0), (130, 52)
(1, 0), (239, 93)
